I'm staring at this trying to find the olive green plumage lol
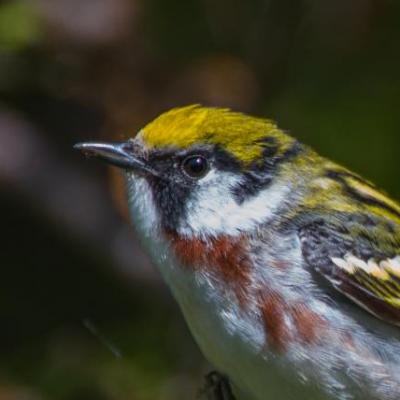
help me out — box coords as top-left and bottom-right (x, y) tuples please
(284, 146), (400, 324)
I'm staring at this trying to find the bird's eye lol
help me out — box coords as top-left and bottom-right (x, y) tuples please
(181, 155), (209, 178)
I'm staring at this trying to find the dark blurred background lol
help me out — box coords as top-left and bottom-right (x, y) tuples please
(0, 0), (399, 399)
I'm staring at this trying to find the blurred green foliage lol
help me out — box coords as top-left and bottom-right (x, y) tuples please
(0, 1), (41, 50)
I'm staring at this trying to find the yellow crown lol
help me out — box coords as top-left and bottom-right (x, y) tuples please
(140, 105), (293, 164)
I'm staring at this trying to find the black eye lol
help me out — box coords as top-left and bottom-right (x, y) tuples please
(181, 155), (209, 178)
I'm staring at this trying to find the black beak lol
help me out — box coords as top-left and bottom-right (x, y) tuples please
(74, 141), (156, 176)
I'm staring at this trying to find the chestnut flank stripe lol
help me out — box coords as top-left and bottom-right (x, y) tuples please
(168, 234), (251, 306)
(291, 303), (327, 345)
(259, 291), (292, 352)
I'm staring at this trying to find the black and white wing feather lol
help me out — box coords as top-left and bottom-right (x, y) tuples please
(299, 216), (400, 326)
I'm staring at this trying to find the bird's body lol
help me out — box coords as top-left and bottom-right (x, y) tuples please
(76, 105), (400, 400)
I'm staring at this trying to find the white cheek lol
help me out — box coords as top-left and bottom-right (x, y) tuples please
(181, 171), (290, 237)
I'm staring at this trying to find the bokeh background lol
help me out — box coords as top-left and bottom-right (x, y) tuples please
(1, 0), (399, 399)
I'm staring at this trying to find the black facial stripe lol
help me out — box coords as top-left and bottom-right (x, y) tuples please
(145, 150), (193, 232)
(232, 140), (303, 203)
(212, 146), (242, 172)
(145, 139), (303, 232)
(325, 170), (400, 220)
(147, 174), (193, 232)
(146, 147), (238, 232)
(212, 141), (279, 203)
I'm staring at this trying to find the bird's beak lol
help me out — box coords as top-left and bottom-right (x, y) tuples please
(74, 141), (155, 175)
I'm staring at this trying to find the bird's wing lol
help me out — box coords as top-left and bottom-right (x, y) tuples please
(299, 214), (400, 326)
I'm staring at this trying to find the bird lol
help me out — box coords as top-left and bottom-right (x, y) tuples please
(75, 105), (400, 400)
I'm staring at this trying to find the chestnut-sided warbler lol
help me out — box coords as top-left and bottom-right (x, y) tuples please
(75, 105), (400, 400)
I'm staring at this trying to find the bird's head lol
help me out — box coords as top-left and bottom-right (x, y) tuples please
(76, 105), (305, 238)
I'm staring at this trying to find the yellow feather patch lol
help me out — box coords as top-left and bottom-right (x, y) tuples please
(344, 176), (400, 216)
(139, 105), (293, 164)
(331, 254), (400, 281)
(331, 254), (400, 308)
